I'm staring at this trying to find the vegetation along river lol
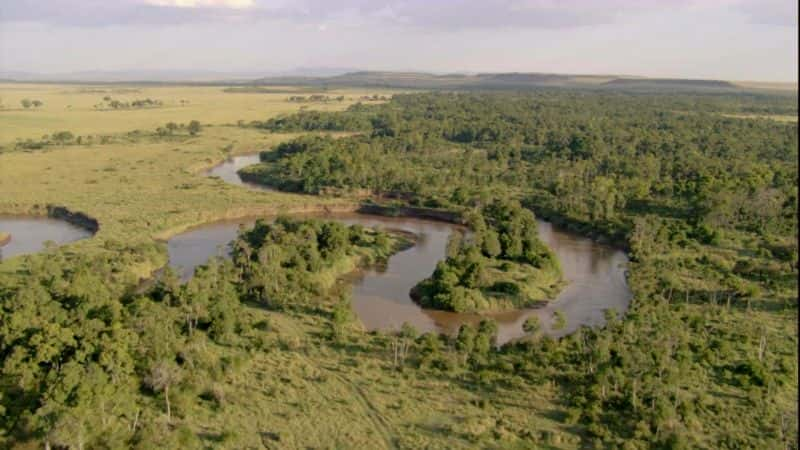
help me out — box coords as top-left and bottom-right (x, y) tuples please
(167, 153), (633, 343)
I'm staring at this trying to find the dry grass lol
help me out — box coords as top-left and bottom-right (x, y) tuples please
(0, 84), (394, 275)
(0, 83), (395, 145)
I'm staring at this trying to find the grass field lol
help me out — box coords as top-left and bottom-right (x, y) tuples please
(0, 83), (401, 277)
(0, 83), (394, 145)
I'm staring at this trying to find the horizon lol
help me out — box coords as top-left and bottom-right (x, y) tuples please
(2, 67), (798, 85)
(1, 0), (797, 83)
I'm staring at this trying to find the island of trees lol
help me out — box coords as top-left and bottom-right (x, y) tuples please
(231, 216), (410, 311)
(413, 199), (563, 312)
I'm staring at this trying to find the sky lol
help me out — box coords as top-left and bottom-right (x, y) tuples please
(0, 0), (797, 81)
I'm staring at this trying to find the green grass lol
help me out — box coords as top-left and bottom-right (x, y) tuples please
(481, 258), (565, 309)
(166, 306), (578, 449)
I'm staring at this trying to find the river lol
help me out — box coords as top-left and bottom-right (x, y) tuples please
(166, 154), (633, 343)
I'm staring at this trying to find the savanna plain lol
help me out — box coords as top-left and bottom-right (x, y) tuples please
(0, 82), (797, 449)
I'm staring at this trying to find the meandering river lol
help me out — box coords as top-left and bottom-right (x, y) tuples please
(166, 154), (633, 343)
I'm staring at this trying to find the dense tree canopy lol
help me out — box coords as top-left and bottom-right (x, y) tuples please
(240, 91), (798, 447)
(413, 199), (562, 312)
(1, 90), (796, 448)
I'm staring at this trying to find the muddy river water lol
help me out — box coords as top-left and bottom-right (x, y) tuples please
(0, 217), (93, 262)
(166, 154), (633, 343)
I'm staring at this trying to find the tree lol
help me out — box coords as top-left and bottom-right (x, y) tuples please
(329, 295), (352, 343)
(21, 98), (32, 109)
(187, 120), (202, 135)
(52, 131), (74, 144)
(552, 310), (567, 331)
(482, 229), (502, 258)
(392, 322), (418, 367)
(455, 324), (477, 359)
(145, 360), (182, 422)
(523, 315), (541, 336)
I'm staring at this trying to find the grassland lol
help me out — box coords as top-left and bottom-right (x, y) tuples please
(0, 83), (402, 277)
(0, 83), (392, 144)
(148, 307), (576, 449)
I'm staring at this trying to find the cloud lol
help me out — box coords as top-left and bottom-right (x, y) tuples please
(0, 0), (795, 30)
(0, 0), (259, 26)
(737, 0), (798, 27)
(145, 0), (255, 8)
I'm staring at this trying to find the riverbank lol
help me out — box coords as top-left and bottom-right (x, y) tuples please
(0, 216), (93, 264)
(317, 228), (416, 291)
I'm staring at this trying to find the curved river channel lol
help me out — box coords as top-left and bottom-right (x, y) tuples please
(171, 154), (632, 343)
(0, 217), (93, 262)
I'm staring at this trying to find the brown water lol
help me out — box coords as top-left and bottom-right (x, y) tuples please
(0, 217), (93, 261)
(166, 213), (630, 344)
(179, 152), (632, 343)
(205, 154), (276, 192)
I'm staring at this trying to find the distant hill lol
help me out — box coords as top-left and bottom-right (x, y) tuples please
(252, 71), (618, 90)
(602, 78), (738, 91)
(0, 67), (357, 83)
(249, 71), (757, 93)
(2, 68), (793, 94)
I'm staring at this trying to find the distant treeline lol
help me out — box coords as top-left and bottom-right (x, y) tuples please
(286, 95), (345, 103)
(94, 96), (164, 110)
(10, 120), (202, 151)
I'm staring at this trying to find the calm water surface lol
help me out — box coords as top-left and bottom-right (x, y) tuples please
(205, 154), (275, 192)
(0, 217), (93, 261)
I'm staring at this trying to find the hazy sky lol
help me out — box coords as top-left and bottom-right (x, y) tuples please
(1, 0), (797, 81)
